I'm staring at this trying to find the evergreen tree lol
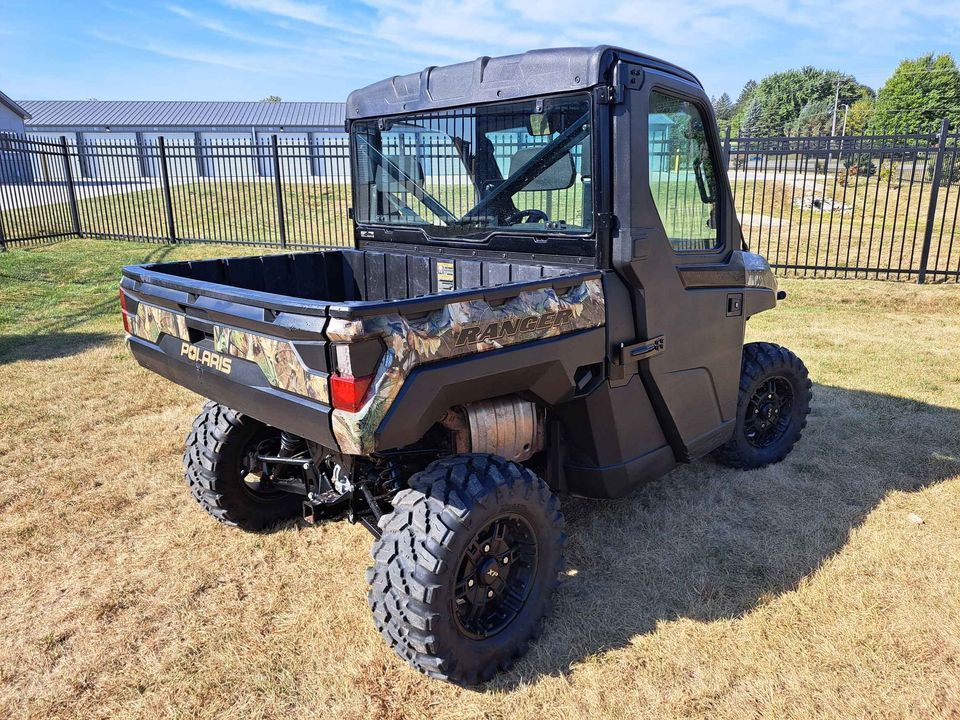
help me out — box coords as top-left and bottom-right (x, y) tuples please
(712, 92), (735, 132)
(740, 97), (762, 136)
(791, 99), (835, 135)
(736, 80), (757, 107)
(712, 93), (735, 121)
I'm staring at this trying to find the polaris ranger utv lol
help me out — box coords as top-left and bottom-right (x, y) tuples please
(121, 46), (811, 684)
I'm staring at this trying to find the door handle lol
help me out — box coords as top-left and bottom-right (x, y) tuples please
(619, 335), (665, 364)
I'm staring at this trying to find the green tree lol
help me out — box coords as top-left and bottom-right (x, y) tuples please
(712, 92), (735, 132)
(845, 98), (876, 135)
(872, 54), (960, 132)
(732, 67), (871, 135)
(790, 98), (834, 135)
(736, 80), (757, 108)
(740, 97), (762, 135)
(261, 95), (282, 103)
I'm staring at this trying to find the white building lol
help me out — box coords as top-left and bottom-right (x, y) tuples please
(17, 99), (347, 180)
(0, 91), (29, 132)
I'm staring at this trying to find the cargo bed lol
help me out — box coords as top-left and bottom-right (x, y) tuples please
(120, 247), (604, 453)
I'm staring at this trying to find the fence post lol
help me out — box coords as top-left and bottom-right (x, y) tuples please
(157, 136), (177, 243)
(723, 125), (731, 168)
(272, 134), (287, 248)
(918, 118), (951, 284)
(0, 141), (6, 248)
(60, 136), (82, 237)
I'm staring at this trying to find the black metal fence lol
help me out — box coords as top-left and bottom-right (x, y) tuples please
(2, 124), (959, 283)
(0, 133), (353, 250)
(723, 119), (960, 282)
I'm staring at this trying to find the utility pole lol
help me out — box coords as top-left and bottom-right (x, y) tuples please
(828, 74), (846, 171)
(830, 76), (842, 138)
(837, 104), (850, 163)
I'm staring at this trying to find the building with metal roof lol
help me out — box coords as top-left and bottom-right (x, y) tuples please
(0, 90), (30, 133)
(20, 100), (345, 134)
(7, 99), (349, 182)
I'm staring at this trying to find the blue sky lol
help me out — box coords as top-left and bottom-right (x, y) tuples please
(1, 0), (958, 103)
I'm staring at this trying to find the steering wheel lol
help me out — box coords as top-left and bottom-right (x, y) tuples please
(505, 208), (549, 225)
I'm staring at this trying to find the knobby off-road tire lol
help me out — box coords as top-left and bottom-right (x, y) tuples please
(367, 454), (565, 685)
(183, 401), (302, 531)
(713, 342), (812, 469)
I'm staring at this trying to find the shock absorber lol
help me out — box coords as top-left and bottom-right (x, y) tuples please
(279, 431), (305, 457)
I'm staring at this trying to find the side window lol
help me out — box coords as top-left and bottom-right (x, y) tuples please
(648, 91), (721, 251)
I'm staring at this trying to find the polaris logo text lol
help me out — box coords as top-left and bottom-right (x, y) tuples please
(454, 309), (574, 347)
(180, 342), (233, 374)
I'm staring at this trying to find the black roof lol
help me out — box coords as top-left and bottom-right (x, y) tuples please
(346, 45), (702, 120)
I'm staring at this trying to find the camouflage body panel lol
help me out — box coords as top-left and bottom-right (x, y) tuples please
(130, 302), (189, 344)
(329, 278), (605, 455)
(129, 302), (329, 405)
(213, 327), (329, 405)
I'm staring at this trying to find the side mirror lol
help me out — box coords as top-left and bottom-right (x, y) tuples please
(525, 111), (561, 136)
(693, 158), (715, 204)
(508, 147), (575, 191)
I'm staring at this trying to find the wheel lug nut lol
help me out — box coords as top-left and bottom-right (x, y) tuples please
(467, 579), (474, 587)
(487, 590), (494, 598)
(483, 544), (490, 552)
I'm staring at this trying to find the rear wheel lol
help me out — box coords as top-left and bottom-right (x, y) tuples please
(367, 454), (564, 685)
(183, 401), (302, 530)
(712, 342), (812, 469)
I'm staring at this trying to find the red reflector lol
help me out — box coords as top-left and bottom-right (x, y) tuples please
(119, 290), (131, 334)
(330, 373), (374, 413)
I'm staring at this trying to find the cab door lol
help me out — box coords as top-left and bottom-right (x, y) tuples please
(612, 68), (747, 460)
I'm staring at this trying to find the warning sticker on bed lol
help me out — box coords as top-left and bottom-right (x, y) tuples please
(436, 261), (455, 292)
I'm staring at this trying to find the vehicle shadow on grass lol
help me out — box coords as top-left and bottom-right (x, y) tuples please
(493, 383), (960, 688)
(0, 330), (116, 365)
(0, 293), (123, 364)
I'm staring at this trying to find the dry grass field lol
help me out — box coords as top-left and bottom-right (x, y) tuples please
(1, 238), (959, 720)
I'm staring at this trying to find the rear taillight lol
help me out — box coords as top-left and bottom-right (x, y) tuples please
(330, 373), (374, 412)
(119, 290), (132, 334)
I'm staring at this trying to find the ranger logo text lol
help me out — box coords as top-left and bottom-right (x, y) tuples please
(454, 309), (574, 347)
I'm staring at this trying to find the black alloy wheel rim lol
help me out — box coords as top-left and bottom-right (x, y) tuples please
(453, 514), (539, 640)
(745, 376), (795, 448)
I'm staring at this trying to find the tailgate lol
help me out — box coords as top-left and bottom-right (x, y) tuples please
(120, 269), (337, 448)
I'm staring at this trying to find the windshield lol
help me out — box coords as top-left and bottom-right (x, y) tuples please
(351, 94), (593, 239)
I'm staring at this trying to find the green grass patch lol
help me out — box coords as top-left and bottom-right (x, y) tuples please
(0, 239), (262, 362)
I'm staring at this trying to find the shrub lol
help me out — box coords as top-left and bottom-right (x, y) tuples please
(927, 154), (960, 185)
(842, 153), (877, 177)
(878, 161), (900, 186)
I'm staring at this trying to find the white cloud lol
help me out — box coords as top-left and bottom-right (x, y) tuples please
(88, 29), (301, 75)
(77, 0), (960, 100)
(221, 0), (360, 34)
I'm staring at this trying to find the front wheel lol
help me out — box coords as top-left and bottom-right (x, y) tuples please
(712, 342), (812, 469)
(367, 454), (565, 685)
